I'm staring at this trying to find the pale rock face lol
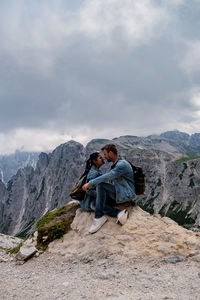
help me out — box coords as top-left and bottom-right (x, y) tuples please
(0, 233), (23, 250)
(0, 180), (8, 223)
(48, 206), (200, 259)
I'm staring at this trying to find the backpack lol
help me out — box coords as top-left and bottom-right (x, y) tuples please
(112, 159), (145, 195)
(69, 168), (98, 201)
(69, 175), (87, 201)
(127, 161), (145, 195)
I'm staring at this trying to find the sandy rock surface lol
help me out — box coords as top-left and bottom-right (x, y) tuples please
(0, 251), (200, 300)
(48, 206), (200, 259)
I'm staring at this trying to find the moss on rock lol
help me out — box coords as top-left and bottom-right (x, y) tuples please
(36, 201), (80, 250)
(6, 242), (23, 254)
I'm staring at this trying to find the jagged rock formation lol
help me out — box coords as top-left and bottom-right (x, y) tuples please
(0, 141), (85, 236)
(0, 131), (200, 237)
(0, 150), (39, 184)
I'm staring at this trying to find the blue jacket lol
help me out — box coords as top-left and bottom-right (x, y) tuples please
(89, 159), (136, 204)
(80, 165), (102, 211)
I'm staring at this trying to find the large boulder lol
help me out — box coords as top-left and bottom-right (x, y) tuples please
(48, 205), (200, 261)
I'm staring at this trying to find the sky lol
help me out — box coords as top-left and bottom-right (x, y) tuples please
(0, 0), (200, 154)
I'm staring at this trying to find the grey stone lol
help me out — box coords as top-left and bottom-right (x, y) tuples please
(191, 255), (200, 262)
(105, 296), (131, 300)
(95, 272), (116, 280)
(16, 244), (37, 261)
(0, 233), (23, 250)
(15, 260), (25, 265)
(161, 255), (186, 264)
(186, 251), (200, 258)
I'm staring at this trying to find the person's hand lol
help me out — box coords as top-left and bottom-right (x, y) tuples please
(82, 183), (90, 191)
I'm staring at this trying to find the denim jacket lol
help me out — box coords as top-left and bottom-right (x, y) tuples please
(80, 165), (102, 211)
(89, 159), (136, 204)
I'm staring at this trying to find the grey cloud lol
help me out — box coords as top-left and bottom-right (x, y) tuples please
(0, 0), (200, 148)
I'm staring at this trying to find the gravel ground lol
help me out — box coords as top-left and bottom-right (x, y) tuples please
(0, 251), (200, 300)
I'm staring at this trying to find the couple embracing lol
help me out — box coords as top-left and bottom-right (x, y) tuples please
(80, 144), (136, 234)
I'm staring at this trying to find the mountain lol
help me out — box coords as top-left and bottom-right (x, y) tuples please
(0, 150), (39, 184)
(160, 130), (200, 155)
(1, 130), (200, 184)
(0, 130), (200, 237)
(0, 141), (85, 236)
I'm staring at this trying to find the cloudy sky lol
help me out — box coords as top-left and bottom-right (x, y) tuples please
(0, 0), (200, 154)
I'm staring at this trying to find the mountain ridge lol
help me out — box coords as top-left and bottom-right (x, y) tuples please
(0, 130), (200, 237)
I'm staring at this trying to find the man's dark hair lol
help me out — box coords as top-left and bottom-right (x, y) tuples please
(101, 144), (118, 155)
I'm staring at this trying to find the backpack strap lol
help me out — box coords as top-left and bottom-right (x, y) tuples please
(122, 163), (135, 185)
(111, 159), (135, 184)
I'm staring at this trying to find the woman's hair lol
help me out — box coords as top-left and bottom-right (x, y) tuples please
(80, 152), (99, 179)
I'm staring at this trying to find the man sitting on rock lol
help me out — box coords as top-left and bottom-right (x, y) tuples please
(82, 144), (136, 234)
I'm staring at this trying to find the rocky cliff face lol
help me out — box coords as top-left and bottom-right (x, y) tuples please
(160, 130), (200, 155)
(0, 141), (85, 236)
(0, 132), (200, 237)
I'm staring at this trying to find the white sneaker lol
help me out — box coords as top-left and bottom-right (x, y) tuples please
(116, 209), (128, 225)
(89, 216), (107, 234)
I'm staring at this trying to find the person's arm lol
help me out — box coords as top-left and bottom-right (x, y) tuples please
(84, 162), (125, 190)
(82, 168), (101, 191)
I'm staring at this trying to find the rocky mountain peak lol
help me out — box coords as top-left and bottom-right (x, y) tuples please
(160, 130), (190, 141)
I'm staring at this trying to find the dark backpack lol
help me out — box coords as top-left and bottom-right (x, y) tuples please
(69, 175), (87, 201)
(127, 161), (145, 195)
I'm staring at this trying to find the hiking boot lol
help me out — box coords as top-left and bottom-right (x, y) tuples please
(89, 216), (107, 234)
(116, 209), (128, 225)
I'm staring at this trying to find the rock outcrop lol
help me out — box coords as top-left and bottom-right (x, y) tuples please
(1, 202), (200, 265)
(48, 205), (200, 261)
(0, 233), (23, 250)
(36, 201), (80, 250)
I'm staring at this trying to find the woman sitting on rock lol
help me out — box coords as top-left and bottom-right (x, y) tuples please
(80, 152), (104, 211)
